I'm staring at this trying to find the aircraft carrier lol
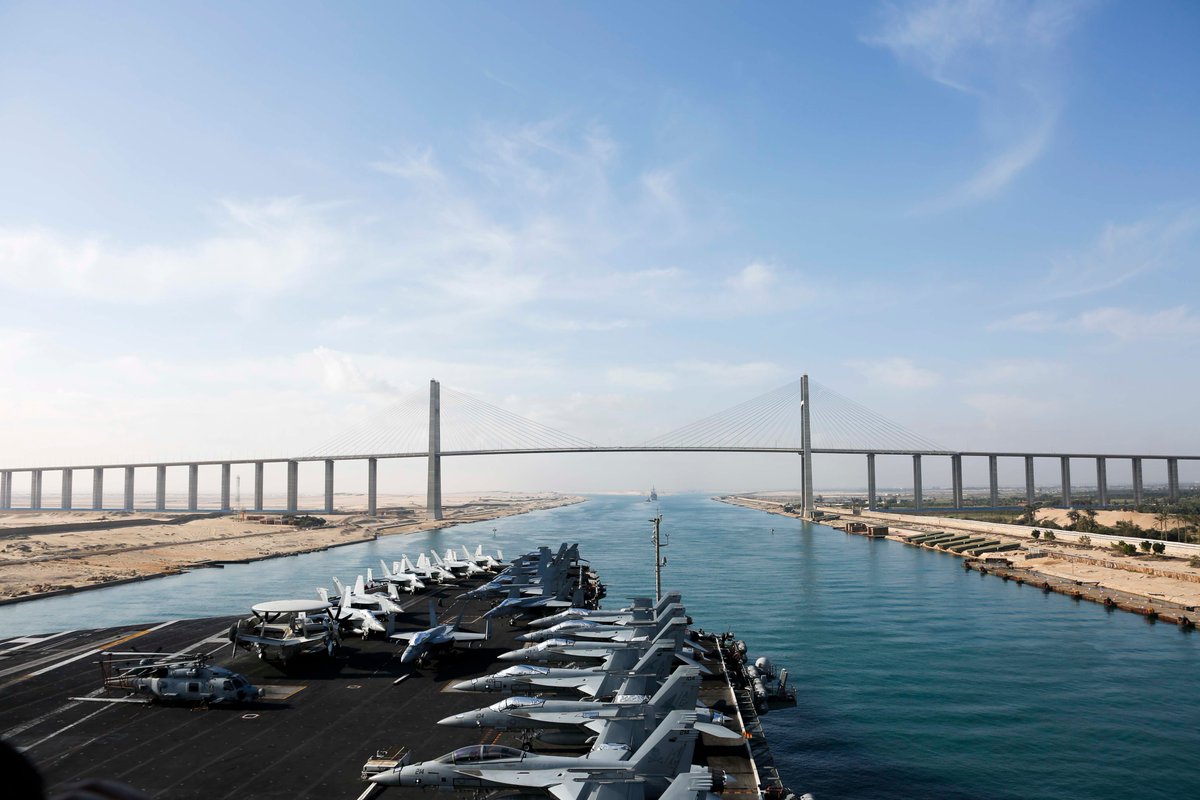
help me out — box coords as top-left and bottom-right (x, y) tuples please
(0, 566), (793, 800)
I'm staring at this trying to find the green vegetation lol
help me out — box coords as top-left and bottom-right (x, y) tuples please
(1031, 530), (1041, 540)
(1077, 535), (1092, 546)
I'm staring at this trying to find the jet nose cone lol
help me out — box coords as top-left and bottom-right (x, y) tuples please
(497, 649), (525, 662)
(437, 712), (469, 727)
(369, 770), (400, 786)
(515, 631), (538, 642)
(449, 679), (475, 692)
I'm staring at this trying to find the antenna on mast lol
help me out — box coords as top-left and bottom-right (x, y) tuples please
(649, 514), (669, 602)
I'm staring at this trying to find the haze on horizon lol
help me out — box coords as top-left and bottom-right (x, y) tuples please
(1, 1), (1198, 495)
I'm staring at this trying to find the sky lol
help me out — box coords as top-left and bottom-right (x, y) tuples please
(1, 0), (1198, 496)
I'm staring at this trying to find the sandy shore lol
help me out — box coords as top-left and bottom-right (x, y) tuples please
(717, 495), (1200, 610)
(0, 492), (583, 603)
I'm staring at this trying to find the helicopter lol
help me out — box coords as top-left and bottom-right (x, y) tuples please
(99, 650), (264, 705)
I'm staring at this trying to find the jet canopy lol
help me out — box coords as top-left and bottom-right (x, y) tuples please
(437, 745), (526, 765)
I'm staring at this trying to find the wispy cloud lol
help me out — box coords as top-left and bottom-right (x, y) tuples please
(992, 305), (1200, 340)
(865, 0), (1088, 210)
(0, 197), (335, 302)
(847, 357), (941, 389)
(1039, 207), (1200, 299)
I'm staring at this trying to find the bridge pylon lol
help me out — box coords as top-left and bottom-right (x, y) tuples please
(427, 379), (443, 520)
(801, 374), (814, 519)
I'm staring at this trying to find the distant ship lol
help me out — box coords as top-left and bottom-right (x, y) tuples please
(648, 487), (658, 502)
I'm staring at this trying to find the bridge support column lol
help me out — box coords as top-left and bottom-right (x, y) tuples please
(31, 469), (42, 510)
(427, 379), (443, 520)
(61, 468), (73, 510)
(1024, 456), (1035, 507)
(912, 454), (923, 511)
(1132, 458), (1144, 506)
(188, 464), (198, 511)
(1096, 457), (1108, 507)
(92, 468), (104, 510)
(253, 462), (264, 511)
(220, 463), (231, 512)
(123, 466), (135, 511)
(951, 455), (963, 509)
(866, 453), (876, 511)
(988, 455), (999, 507)
(800, 375), (814, 518)
(155, 465), (167, 510)
(367, 458), (378, 516)
(1167, 458), (1179, 503)
(1060, 457), (1072, 508)
(324, 459), (334, 514)
(286, 461), (298, 512)
(0, 470), (11, 510)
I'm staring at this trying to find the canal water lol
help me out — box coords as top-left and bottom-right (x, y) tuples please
(3, 494), (1198, 799)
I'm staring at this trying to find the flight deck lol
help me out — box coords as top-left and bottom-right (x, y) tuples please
(0, 575), (786, 800)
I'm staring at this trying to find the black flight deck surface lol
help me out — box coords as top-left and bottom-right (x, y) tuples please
(0, 579), (758, 800)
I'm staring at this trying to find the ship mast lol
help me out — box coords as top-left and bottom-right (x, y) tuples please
(649, 514), (668, 602)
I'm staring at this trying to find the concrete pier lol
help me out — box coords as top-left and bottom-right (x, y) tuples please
(254, 462), (264, 512)
(0, 470), (11, 510)
(286, 460), (298, 513)
(988, 455), (999, 507)
(912, 454), (923, 511)
(61, 468), (73, 510)
(427, 379), (443, 520)
(1060, 456), (1072, 508)
(220, 463), (231, 512)
(1024, 456), (1035, 506)
(324, 459), (334, 514)
(1167, 457), (1180, 502)
(155, 465), (166, 511)
(951, 454), (963, 509)
(92, 468), (103, 510)
(367, 457), (377, 516)
(1096, 457), (1108, 507)
(1132, 457), (1144, 505)
(31, 469), (42, 510)
(188, 464), (198, 511)
(123, 466), (135, 511)
(866, 453), (877, 511)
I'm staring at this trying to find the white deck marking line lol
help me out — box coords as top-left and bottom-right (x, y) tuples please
(26, 619), (177, 677)
(0, 629), (76, 654)
(1, 688), (105, 740)
(23, 703), (114, 752)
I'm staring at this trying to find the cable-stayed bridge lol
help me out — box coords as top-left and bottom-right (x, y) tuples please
(1, 376), (1195, 517)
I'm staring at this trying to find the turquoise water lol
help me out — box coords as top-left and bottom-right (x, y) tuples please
(3, 494), (1198, 799)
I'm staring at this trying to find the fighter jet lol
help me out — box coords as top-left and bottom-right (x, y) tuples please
(432, 548), (486, 577)
(438, 666), (739, 749)
(451, 639), (679, 698)
(368, 709), (702, 800)
(497, 618), (709, 668)
(529, 593), (675, 629)
(317, 575), (404, 638)
(391, 600), (490, 666)
(517, 600), (687, 643)
(462, 544), (504, 571)
(373, 559), (426, 594)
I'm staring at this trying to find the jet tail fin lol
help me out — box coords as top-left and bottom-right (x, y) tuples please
(332, 576), (346, 596)
(317, 587), (330, 604)
(380, 559), (393, 578)
(659, 767), (715, 800)
(649, 667), (701, 714)
(627, 711), (698, 779)
(428, 599), (439, 627)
